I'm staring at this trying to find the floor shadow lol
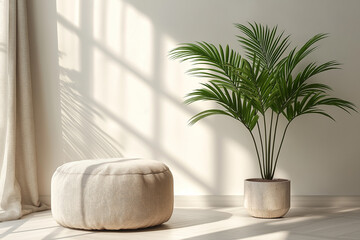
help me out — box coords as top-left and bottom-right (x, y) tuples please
(136, 208), (232, 231)
(2, 207), (360, 239)
(85, 208), (232, 233)
(0, 218), (28, 239)
(182, 207), (360, 240)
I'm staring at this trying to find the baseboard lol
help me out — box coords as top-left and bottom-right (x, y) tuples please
(174, 195), (360, 208)
(40, 195), (360, 208)
(175, 195), (243, 208)
(290, 196), (360, 208)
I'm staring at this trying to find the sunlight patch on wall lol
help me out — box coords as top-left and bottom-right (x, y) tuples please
(161, 35), (186, 99)
(56, 0), (80, 28)
(92, 47), (123, 113)
(122, 71), (155, 140)
(56, 24), (80, 72)
(93, 0), (123, 56)
(56, 0), (126, 162)
(91, 0), (156, 151)
(162, 35), (205, 102)
(158, 101), (216, 195)
(179, 123), (218, 195)
(159, 99), (187, 158)
(123, 3), (154, 79)
(55, 0), (257, 195)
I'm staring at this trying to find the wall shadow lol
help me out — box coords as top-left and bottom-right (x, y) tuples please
(60, 66), (124, 161)
(88, 208), (232, 234)
(122, 0), (360, 196)
(55, 0), (259, 196)
(53, 0), (360, 198)
(57, 0), (125, 163)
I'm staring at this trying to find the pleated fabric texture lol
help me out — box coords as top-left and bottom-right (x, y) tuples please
(0, 0), (48, 221)
(51, 158), (174, 230)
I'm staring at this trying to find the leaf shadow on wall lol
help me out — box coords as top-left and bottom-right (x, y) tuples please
(59, 66), (124, 162)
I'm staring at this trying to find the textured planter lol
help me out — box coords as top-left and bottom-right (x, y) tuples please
(244, 178), (290, 218)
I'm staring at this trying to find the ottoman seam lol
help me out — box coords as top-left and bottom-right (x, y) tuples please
(55, 169), (170, 176)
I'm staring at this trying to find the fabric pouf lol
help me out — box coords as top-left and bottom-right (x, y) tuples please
(51, 158), (174, 230)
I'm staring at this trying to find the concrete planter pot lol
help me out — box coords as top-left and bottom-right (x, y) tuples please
(244, 178), (290, 218)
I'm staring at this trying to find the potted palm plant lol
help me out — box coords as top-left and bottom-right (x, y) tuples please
(169, 22), (356, 218)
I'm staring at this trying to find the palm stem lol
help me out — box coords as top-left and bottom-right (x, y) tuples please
(256, 122), (265, 176)
(270, 114), (280, 174)
(263, 116), (269, 178)
(249, 129), (264, 179)
(271, 121), (291, 178)
(267, 111), (274, 178)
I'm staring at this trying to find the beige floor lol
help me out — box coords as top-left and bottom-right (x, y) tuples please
(1, 207), (360, 240)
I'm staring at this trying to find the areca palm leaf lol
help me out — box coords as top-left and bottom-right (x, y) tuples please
(169, 42), (244, 89)
(185, 81), (259, 130)
(169, 42), (261, 129)
(283, 91), (356, 121)
(235, 22), (290, 70)
(188, 109), (234, 125)
(274, 40), (341, 113)
(231, 58), (278, 114)
(275, 34), (331, 101)
(275, 63), (339, 109)
(283, 34), (328, 76)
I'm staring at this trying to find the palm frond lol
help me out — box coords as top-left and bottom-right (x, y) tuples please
(235, 22), (290, 70)
(283, 92), (356, 121)
(169, 42), (244, 88)
(188, 109), (234, 125)
(184, 81), (259, 130)
(282, 33), (329, 76)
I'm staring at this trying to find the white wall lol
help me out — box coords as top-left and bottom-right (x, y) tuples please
(27, 0), (360, 202)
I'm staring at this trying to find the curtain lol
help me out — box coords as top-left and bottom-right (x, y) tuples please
(0, 0), (47, 221)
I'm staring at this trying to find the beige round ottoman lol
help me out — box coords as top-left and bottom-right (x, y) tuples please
(51, 158), (173, 230)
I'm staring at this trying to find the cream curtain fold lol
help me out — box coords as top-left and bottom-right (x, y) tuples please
(0, 0), (47, 221)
